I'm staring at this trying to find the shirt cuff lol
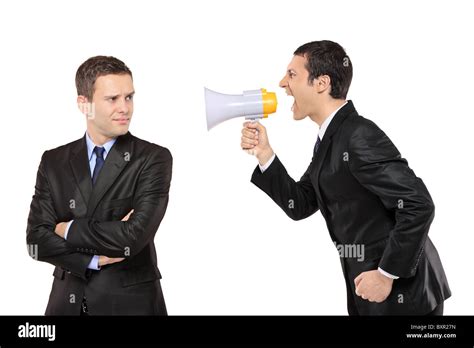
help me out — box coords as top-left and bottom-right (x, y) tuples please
(64, 220), (74, 240)
(378, 267), (399, 279)
(259, 153), (276, 173)
(87, 255), (101, 270)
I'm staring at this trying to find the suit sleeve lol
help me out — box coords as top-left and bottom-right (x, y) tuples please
(251, 155), (319, 221)
(66, 147), (172, 258)
(26, 152), (93, 280)
(347, 121), (435, 278)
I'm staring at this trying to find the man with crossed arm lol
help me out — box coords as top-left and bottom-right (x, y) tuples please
(27, 56), (172, 315)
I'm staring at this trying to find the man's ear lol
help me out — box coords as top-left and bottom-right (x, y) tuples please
(315, 75), (331, 95)
(77, 95), (94, 118)
(77, 95), (87, 115)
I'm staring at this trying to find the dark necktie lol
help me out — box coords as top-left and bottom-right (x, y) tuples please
(313, 136), (321, 154)
(92, 146), (105, 185)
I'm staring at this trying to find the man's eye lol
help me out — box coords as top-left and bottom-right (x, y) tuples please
(126, 95), (133, 101)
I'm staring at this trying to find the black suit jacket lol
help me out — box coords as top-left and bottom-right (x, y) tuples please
(26, 132), (172, 315)
(251, 101), (451, 315)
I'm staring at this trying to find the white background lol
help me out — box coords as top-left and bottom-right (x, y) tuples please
(0, 0), (473, 315)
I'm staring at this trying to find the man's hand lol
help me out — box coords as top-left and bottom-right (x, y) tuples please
(54, 221), (70, 238)
(354, 270), (394, 303)
(98, 255), (125, 266)
(122, 209), (134, 222)
(241, 121), (274, 166)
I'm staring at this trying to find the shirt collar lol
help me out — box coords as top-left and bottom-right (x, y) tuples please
(318, 101), (348, 140)
(85, 132), (117, 161)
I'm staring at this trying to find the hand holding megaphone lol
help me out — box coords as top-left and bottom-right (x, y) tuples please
(241, 121), (275, 165)
(204, 87), (277, 163)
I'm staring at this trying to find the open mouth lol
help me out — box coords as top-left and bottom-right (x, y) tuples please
(287, 87), (296, 112)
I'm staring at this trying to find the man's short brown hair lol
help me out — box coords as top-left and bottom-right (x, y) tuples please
(75, 56), (132, 100)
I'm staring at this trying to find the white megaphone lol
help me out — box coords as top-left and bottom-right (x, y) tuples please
(204, 88), (278, 130)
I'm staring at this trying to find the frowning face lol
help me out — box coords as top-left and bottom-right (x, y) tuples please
(81, 73), (135, 142)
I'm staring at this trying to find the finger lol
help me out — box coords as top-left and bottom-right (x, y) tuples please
(242, 129), (258, 139)
(241, 140), (256, 149)
(111, 257), (125, 264)
(248, 121), (266, 134)
(241, 132), (259, 143)
(243, 121), (259, 129)
(242, 127), (257, 134)
(122, 209), (134, 221)
(251, 122), (263, 133)
(375, 296), (387, 303)
(242, 137), (258, 146)
(241, 136), (258, 147)
(354, 273), (364, 287)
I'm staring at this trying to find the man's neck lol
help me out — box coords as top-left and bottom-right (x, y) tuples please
(86, 128), (114, 146)
(309, 99), (347, 126)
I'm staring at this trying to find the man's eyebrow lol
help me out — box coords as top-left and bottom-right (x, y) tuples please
(103, 91), (135, 99)
(287, 69), (296, 74)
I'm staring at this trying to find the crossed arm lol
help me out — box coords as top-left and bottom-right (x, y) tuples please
(26, 148), (172, 279)
(54, 210), (134, 267)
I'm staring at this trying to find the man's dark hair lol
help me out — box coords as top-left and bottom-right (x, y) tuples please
(75, 56), (132, 100)
(294, 40), (352, 99)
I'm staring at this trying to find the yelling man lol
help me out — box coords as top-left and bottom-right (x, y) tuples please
(241, 40), (450, 315)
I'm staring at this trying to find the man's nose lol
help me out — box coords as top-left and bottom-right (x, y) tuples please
(279, 75), (287, 89)
(117, 98), (129, 114)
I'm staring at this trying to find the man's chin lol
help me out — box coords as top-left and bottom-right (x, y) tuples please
(292, 112), (306, 121)
(111, 126), (130, 137)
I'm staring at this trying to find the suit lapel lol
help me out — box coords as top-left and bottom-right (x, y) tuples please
(312, 101), (357, 214)
(69, 136), (93, 209)
(87, 132), (134, 216)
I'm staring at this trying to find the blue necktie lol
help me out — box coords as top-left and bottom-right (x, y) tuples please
(92, 146), (105, 185)
(313, 136), (321, 154)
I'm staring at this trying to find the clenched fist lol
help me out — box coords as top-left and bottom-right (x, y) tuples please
(354, 270), (394, 303)
(241, 121), (274, 165)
